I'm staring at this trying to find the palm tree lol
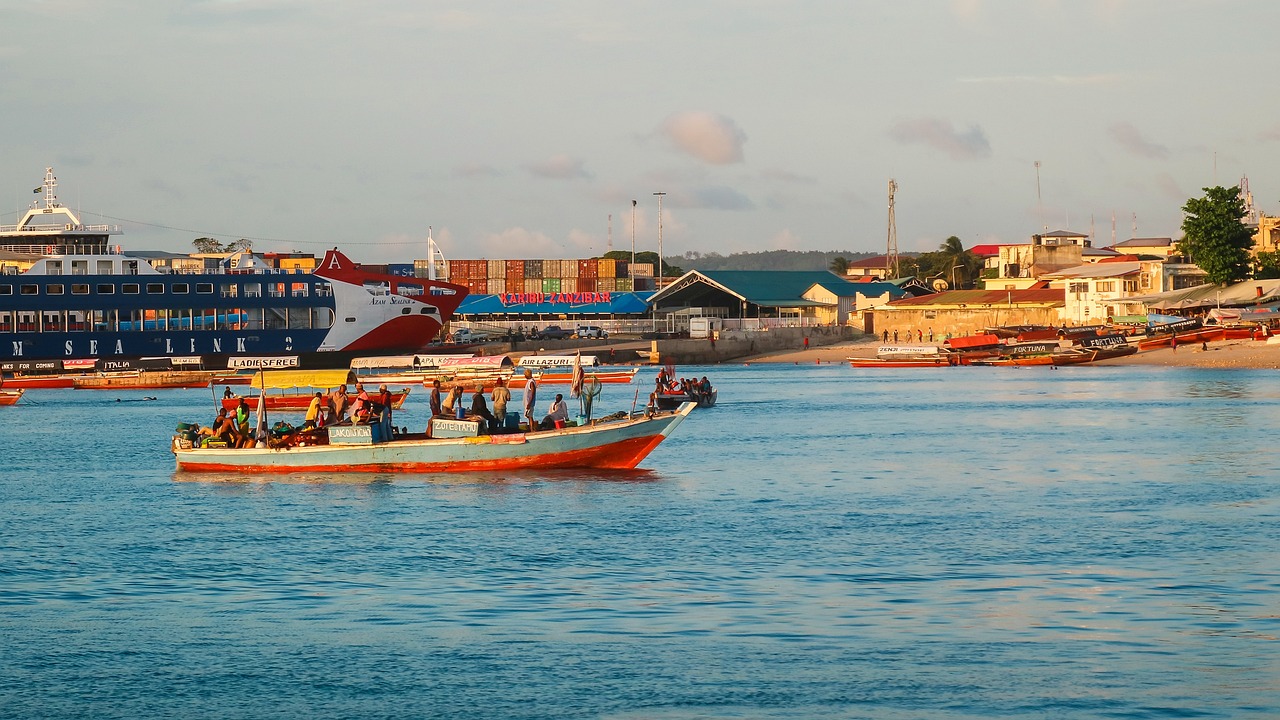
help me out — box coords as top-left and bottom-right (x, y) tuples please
(829, 256), (850, 275)
(938, 236), (976, 289)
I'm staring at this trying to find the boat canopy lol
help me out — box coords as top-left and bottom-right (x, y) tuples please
(516, 355), (600, 368)
(251, 369), (355, 390)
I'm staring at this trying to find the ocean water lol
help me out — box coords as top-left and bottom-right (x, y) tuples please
(2, 363), (1278, 719)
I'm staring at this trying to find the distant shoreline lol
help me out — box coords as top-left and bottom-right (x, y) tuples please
(736, 337), (1280, 370)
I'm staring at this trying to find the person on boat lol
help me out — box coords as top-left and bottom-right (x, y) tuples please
(204, 408), (240, 447)
(375, 384), (394, 439)
(699, 376), (712, 401)
(522, 368), (537, 430)
(490, 377), (510, 428)
(223, 386), (234, 400)
(235, 398), (252, 447)
(303, 392), (324, 430)
(442, 385), (463, 417)
(428, 379), (443, 417)
(471, 383), (495, 431)
(541, 393), (568, 430)
(351, 383), (371, 422)
(333, 385), (350, 423)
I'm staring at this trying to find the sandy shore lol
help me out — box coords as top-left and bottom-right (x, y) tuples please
(738, 336), (1280, 370)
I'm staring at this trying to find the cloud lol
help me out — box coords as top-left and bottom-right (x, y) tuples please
(672, 186), (754, 211)
(770, 229), (803, 250)
(760, 168), (817, 185)
(452, 163), (501, 179)
(1109, 122), (1168, 159)
(888, 118), (991, 161)
(657, 111), (747, 165)
(1260, 124), (1280, 142)
(525, 155), (592, 180)
(1155, 172), (1184, 202)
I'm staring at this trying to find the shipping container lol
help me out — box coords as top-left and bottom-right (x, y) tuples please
(524, 259), (543, 279)
(561, 259), (578, 278)
(468, 279), (488, 295)
(631, 276), (653, 291)
(597, 258), (616, 278)
(597, 277), (617, 293)
(488, 259), (505, 279)
(505, 278), (523, 294)
(542, 278), (561, 293)
(524, 278), (542, 293)
(448, 260), (468, 279)
(561, 277), (577, 293)
(359, 263), (389, 275)
(579, 259), (598, 278)
(473, 260), (488, 279)
(547, 259), (563, 278)
(487, 278), (505, 295)
(387, 263), (415, 277)
(505, 260), (524, 279)
(614, 260), (627, 278)
(578, 277), (596, 293)
(630, 262), (654, 277)
(615, 277), (633, 292)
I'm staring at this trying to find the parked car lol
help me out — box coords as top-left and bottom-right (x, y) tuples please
(575, 325), (608, 339)
(450, 328), (487, 343)
(533, 325), (572, 340)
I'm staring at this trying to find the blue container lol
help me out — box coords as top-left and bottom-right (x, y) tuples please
(505, 414), (520, 429)
(455, 404), (466, 420)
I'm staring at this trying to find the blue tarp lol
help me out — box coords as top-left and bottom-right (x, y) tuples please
(457, 291), (654, 316)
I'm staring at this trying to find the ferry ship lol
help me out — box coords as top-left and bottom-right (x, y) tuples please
(1, 169), (468, 371)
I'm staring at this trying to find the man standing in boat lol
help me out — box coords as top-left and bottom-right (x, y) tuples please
(522, 368), (537, 431)
(491, 377), (510, 428)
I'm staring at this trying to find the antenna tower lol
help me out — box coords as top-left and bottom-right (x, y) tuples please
(1034, 161), (1045, 231)
(607, 214), (613, 253)
(1239, 175), (1259, 224)
(886, 179), (899, 279)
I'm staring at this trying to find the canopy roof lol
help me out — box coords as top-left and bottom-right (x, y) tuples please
(251, 369), (354, 390)
(652, 270), (905, 309)
(1127, 280), (1280, 310)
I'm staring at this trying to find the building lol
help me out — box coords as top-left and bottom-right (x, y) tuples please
(648, 269), (905, 332)
(1040, 259), (1164, 324)
(872, 288), (1066, 338)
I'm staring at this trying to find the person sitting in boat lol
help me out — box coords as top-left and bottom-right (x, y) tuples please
(541, 393), (569, 430)
(470, 383), (496, 431)
(202, 408), (240, 447)
(698, 376), (713, 400)
(223, 386), (234, 400)
(375, 384), (393, 439)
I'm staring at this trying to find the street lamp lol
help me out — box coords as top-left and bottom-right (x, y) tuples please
(951, 264), (964, 290)
(654, 192), (666, 285)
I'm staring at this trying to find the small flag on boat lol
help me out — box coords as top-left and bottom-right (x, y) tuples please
(570, 350), (584, 399)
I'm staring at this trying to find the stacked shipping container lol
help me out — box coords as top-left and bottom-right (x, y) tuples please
(441, 258), (649, 296)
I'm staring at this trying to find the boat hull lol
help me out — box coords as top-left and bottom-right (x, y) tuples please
(849, 357), (953, 368)
(0, 389), (23, 405)
(174, 404), (694, 473)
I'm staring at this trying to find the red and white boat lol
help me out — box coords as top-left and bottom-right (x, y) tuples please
(0, 388), (23, 405)
(173, 403), (696, 473)
(849, 345), (956, 368)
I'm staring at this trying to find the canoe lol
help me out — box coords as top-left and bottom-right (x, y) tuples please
(222, 388), (410, 412)
(173, 403), (696, 473)
(0, 389), (23, 406)
(538, 369), (638, 384)
(654, 389), (716, 410)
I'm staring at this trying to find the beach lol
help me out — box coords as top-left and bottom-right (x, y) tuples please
(741, 335), (1280, 369)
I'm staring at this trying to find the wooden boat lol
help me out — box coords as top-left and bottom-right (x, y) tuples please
(0, 388), (23, 405)
(538, 368), (638, 384)
(173, 403), (696, 473)
(848, 356), (953, 368)
(971, 355), (1055, 367)
(653, 388), (716, 410)
(72, 371), (214, 389)
(1, 374), (76, 388)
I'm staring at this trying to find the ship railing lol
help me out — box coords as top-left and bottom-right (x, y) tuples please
(0, 243), (120, 256)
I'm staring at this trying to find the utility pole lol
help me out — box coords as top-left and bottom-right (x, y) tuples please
(654, 192), (666, 284)
(630, 200), (637, 268)
(886, 179), (899, 279)
(1035, 160), (1045, 231)
(607, 214), (612, 253)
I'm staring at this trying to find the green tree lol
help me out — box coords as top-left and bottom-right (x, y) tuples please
(829, 256), (850, 274)
(1255, 251), (1280, 280)
(1177, 186), (1254, 285)
(600, 250), (683, 277)
(192, 237), (225, 254)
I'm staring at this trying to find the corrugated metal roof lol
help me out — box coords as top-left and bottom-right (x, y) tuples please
(652, 270), (904, 308)
(1042, 262), (1142, 279)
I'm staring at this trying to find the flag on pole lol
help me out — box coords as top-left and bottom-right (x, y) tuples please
(33, 187), (42, 193)
(254, 383), (267, 445)
(570, 350), (584, 399)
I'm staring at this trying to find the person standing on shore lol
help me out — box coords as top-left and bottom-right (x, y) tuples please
(1171, 336), (1178, 352)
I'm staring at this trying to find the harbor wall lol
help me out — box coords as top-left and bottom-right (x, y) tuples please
(871, 306), (1063, 341)
(652, 325), (855, 364)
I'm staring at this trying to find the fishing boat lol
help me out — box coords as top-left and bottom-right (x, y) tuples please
(971, 355), (1054, 367)
(849, 344), (956, 368)
(0, 374), (76, 388)
(72, 370), (215, 389)
(172, 403), (696, 473)
(652, 385), (716, 410)
(0, 168), (468, 369)
(538, 368), (638, 384)
(220, 369), (409, 411)
(0, 388), (23, 405)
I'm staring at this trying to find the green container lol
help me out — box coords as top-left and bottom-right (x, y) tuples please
(542, 278), (561, 293)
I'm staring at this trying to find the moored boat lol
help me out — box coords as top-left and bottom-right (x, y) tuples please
(173, 403), (696, 473)
(0, 388), (23, 405)
(848, 356), (953, 368)
(220, 368), (409, 411)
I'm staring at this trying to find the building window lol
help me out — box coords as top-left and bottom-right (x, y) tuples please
(1068, 282), (1088, 294)
(1096, 281), (1116, 293)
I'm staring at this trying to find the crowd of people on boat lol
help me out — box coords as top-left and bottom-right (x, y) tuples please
(198, 382), (397, 448)
(425, 369), (572, 436)
(652, 367), (713, 404)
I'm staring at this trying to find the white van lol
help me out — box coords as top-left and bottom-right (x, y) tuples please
(575, 325), (607, 339)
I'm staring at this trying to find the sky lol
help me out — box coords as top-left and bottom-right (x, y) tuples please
(2, 0), (1279, 264)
